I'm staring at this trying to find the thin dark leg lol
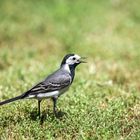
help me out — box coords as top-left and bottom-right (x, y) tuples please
(38, 100), (41, 118)
(52, 97), (57, 117)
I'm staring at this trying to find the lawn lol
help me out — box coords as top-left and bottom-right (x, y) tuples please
(0, 0), (140, 139)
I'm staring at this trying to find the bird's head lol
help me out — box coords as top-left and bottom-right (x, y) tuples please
(61, 54), (86, 68)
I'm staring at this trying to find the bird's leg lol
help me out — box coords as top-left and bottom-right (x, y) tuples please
(52, 97), (57, 117)
(38, 100), (41, 118)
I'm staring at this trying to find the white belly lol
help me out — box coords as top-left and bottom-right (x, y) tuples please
(28, 87), (69, 99)
(37, 91), (60, 98)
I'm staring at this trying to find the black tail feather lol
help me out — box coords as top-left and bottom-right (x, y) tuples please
(0, 94), (24, 106)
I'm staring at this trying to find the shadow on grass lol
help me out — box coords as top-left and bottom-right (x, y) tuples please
(29, 109), (67, 124)
(0, 108), (67, 128)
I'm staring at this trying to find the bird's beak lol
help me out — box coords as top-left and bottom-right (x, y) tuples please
(80, 57), (87, 63)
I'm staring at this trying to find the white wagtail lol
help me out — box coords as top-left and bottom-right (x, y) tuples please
(0, 54), (86, 117)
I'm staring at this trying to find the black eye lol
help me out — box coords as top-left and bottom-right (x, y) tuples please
(72, 57), (76, 60)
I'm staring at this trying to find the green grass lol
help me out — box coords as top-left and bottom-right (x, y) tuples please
(0, 0), (140, 139)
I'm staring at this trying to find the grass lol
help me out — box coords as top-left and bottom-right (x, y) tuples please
(0, 0), (140, 139)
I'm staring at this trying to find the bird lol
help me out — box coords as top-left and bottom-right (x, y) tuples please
(0, 54), (86, 117)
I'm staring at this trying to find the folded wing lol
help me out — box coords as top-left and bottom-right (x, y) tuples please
(24, 73), (71, 97)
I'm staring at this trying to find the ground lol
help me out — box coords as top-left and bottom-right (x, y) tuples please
(0, 0), (140, 139)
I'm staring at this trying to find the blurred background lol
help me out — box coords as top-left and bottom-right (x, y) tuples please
(0, 0), (140, 90)
(0, 0), (140, 139)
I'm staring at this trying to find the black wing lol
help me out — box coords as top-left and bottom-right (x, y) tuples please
(24, 72), (71, 97)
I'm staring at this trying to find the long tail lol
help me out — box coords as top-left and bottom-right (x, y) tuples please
(0, 94), (25, 106)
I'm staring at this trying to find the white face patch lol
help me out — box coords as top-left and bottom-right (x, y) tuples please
(66, 54), (81, 65)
